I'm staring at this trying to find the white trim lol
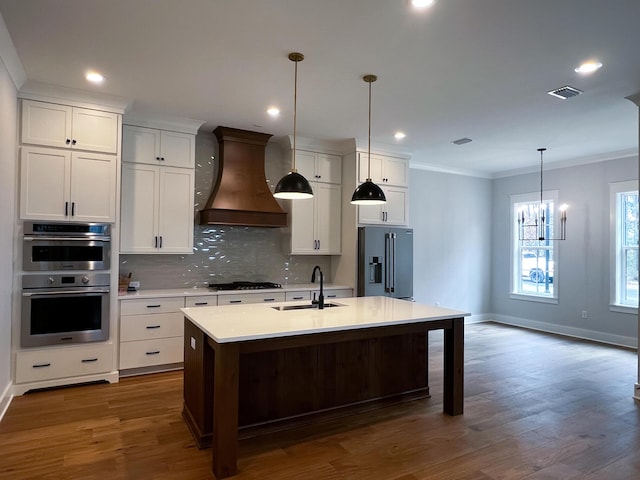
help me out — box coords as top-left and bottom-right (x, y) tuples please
(609, 180), (639, 310)
(18, 80), (130, 114)
(509, 293), (559, 304)
(0, 381), (13, 423)
(0, 11), (26, 89)
(491, 314), (638, 349)
(466, 313), (492, 324)
(123, 112), (205, 135)
(634, 383), (640, 402)
(409, 161), (491, 179)
(11, 371), (119, 397)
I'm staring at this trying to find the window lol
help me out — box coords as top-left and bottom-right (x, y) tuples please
(610, 180), (638, 312)
(510, 191), (559, 302)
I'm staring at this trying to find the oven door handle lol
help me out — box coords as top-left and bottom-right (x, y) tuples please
(23, 288), (110, 297)
(24, 236), (111, 242)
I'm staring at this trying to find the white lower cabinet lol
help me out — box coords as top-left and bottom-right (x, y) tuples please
(15, 343), (114, 384)
(217, 292), (286, 305)
(119, 296), (185, 371)
(318, 288), (353, 300)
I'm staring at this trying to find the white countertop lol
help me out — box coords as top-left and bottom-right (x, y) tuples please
(181, 296), (470, 343)
(118, 284), (352, 300)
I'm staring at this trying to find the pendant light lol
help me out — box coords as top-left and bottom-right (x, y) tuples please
(274, 52), (314, 200)
(517, 148), (568, 241)
(351, 74), (386, 205)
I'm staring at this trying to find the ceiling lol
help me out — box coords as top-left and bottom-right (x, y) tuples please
(1, 0), (639, 177)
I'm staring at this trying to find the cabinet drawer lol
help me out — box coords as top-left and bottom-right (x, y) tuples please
(217, 292), (286, 305)
(120, 296), (184, 315)
(119, 337), (183, 369)
(120, 312), (183, 341)
(185, 296), (218, 307)
(318, 288), (353, 299)
(16, 344), (113, 384)
(285, 290), (311, 301)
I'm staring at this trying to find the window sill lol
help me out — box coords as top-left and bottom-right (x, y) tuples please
(609, 304), (638, 315)
(510, 293), (558, 305)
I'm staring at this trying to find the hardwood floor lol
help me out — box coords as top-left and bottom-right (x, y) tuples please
(1, 322), (639, 479)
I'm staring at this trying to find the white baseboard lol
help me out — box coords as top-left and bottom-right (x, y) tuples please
(490, 314), (638, 349)
(11, 371), (119, 396)
(466, 313), (492, 324)
(0, 381), (13, 423)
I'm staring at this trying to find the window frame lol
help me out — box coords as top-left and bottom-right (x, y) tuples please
(510, 190), (560, 304)
(609, 180), (639, 314)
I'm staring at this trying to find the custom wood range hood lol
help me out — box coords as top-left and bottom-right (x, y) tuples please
(199, 126), (287, 228)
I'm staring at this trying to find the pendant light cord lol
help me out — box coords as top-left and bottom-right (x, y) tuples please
(367, 77), (372, 180)
(293, 57), (298, 172)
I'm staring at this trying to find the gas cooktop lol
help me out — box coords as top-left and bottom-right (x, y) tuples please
(208, 281), (282, 291)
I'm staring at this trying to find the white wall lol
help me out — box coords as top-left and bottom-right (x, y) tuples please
(410, 168), (493, 318)
(491, 156), (638, 346)
(0, 20), (20, 417)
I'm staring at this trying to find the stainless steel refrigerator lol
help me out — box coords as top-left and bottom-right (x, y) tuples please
(357, 226), (413, 299)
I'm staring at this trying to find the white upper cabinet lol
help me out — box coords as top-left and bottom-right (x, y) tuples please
(358, 152), (408, 187)
(295, 150), (342, 184)
(357, 186), (408, 226)
(285, 182), (342, 255)
(120, 163), (194, 254)
(20, 146), (117, 222)
(123, 125), (195, 168)
(21, 100), (119, 154)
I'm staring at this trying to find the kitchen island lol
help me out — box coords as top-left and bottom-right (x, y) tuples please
(181, 296), (469, 479)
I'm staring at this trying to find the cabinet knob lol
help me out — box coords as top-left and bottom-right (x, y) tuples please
(71, 139), (77, 145)
(156, 156), (160, 161)
(160, 157), (165, 161)
(65, 138), (71, 145)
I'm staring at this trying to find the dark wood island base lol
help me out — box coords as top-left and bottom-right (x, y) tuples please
(182, 313), (464, 479)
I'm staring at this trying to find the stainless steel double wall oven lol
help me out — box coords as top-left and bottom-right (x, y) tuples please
(21, 222), (111, 347)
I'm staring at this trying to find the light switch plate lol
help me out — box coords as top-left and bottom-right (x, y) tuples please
(190, 337), (196, 350)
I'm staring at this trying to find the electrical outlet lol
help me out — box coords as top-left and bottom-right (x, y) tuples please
(435, 301), (440, 307)
(581, 310), (588, 319)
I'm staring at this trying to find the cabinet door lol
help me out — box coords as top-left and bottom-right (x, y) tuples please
(358, 152), (384, 183)
(122, 125), (160, 164)
(71, 108), (119, 154)
(316, 183), (342, 254)
(160, 130), (195, 168)
(294, 150), (317, 182)
(158, 166), (194, 253)
(316, 153), (341, 184)
(21, 100), (72, 149)
(383, 156), (408, 187)
(288, 193), (316, 254)
(120, 163), (159, 253)
(70, 152), (116, 222)
(20, 147), (70, 220)
(384, 187), (408, 225)
(358, 202), (384, 225)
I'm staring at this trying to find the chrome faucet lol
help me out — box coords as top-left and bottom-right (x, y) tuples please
(311, 265), (324, 309)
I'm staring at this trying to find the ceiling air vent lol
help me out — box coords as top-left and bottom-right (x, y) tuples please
(452, 137), (472, 145)
(547, 85), (583, 100)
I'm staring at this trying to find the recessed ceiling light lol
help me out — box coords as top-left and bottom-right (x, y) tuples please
(410, 0), (436, 9)
(85, 71), (105, 84)
(574, 61), (603, 74)
(394, 131), (406, 140)
(266, 107), (280, 117)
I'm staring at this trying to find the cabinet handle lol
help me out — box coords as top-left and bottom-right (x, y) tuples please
(159, 236), (163, 248)
(81, 358), (98, 363)
(146, 351), (160, 355)
(154, 236), (158, 248)
(263, 298), (276, 302)
(327, 294), (337, 298)
(64, 201), (69, 216)
(146, 325), (161, 329)
(65, 138), (71, 145)
(32, 363), (51, 368)
(194, 302), (208, 306)
(146, 304), (161, 308)
(292, 296), (304, 300)
(71, 202), (75, 217)
(229, 300), (242, 304)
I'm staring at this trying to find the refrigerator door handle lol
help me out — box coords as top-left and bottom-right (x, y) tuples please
(390, 232), (396, 293)
(384, 234), (391, 293)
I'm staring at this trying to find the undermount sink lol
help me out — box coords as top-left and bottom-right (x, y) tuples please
(271, 302), (343, 311)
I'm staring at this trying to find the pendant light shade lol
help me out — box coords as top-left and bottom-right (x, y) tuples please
(274, 52), (313, 200)
(351, 74), (386, 205)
